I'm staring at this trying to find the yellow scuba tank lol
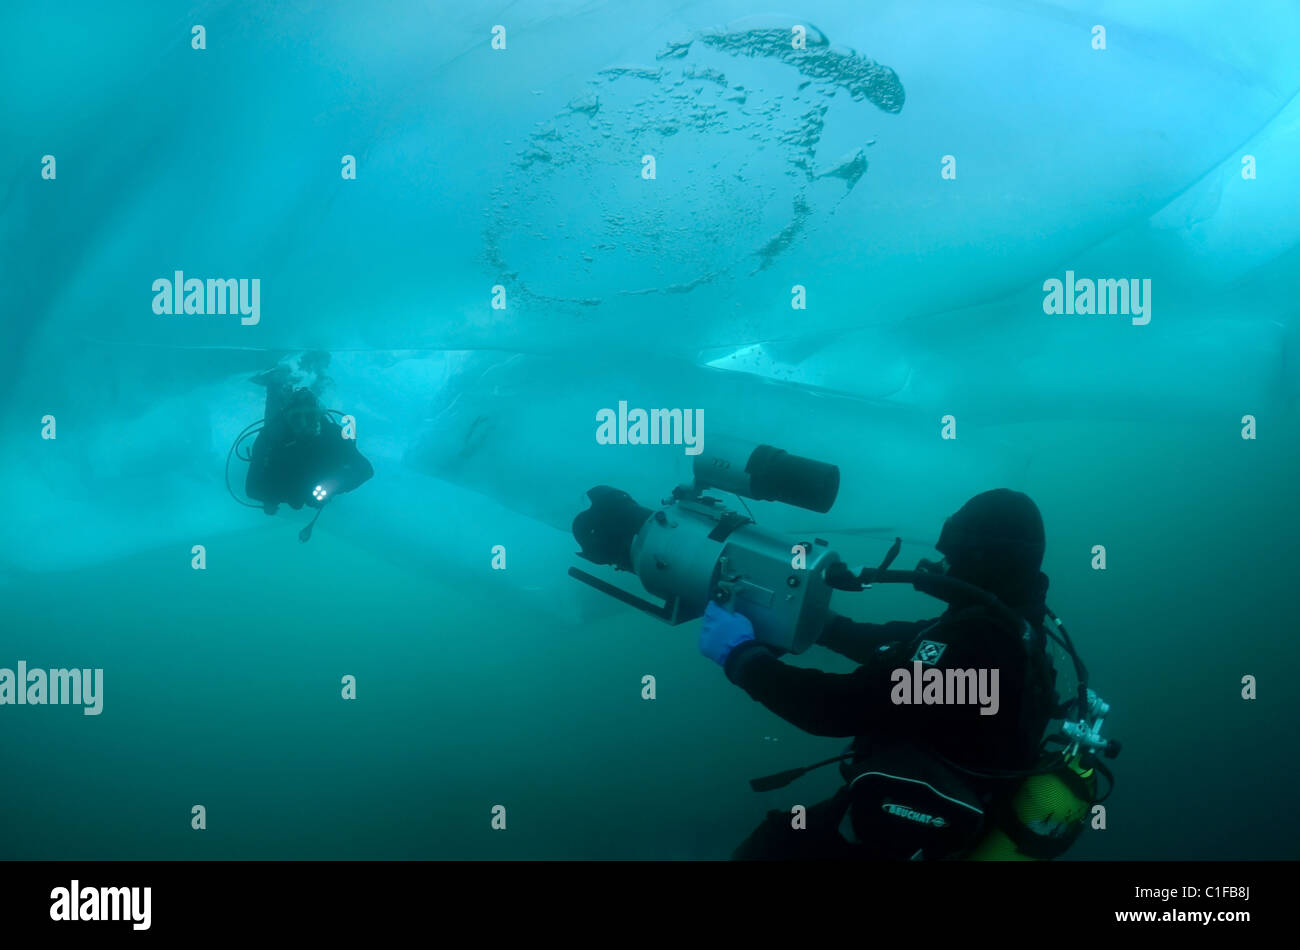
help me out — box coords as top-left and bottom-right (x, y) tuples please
(963, 611), (1118, 861)
(965, 754), (1096, 861)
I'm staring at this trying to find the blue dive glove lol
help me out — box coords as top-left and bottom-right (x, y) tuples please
(700, 600), (756, 666)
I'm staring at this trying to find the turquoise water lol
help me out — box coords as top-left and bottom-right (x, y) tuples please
(4, 420), (1296, 859)
(3, 2), (1299, 859)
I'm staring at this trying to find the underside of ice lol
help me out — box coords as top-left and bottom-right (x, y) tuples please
(2, 0), (1298, 601)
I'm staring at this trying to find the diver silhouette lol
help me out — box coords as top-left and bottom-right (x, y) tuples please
(240, 355), (374, 541)
(710, 490), (1069, 860)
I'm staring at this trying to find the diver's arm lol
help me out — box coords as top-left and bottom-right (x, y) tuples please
(334, 446), (373, 492)
(722, 643), (884, 737)
(818, 615), (929, 665)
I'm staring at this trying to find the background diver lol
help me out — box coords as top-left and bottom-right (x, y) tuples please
(700, 489), (1076, 860)
(243, 356), (374, 541)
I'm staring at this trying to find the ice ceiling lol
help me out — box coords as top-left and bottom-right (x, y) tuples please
(1, 1), (1297, 600)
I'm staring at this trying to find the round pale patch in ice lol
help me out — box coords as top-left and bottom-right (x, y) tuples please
(484, 18), (903, 308)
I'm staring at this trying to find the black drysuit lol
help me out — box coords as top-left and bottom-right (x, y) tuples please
(245, 420), (373, 511)
(727, 605), (1058, 859)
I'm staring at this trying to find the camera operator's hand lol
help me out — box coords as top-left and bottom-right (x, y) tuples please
(700, 601), (756, 666)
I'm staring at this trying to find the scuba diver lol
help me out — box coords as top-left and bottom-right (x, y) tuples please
(700, 489), (1109, 860)
(234, 356), (374, 541)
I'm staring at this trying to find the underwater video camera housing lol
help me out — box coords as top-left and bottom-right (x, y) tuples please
(570, 438), (843, 653)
